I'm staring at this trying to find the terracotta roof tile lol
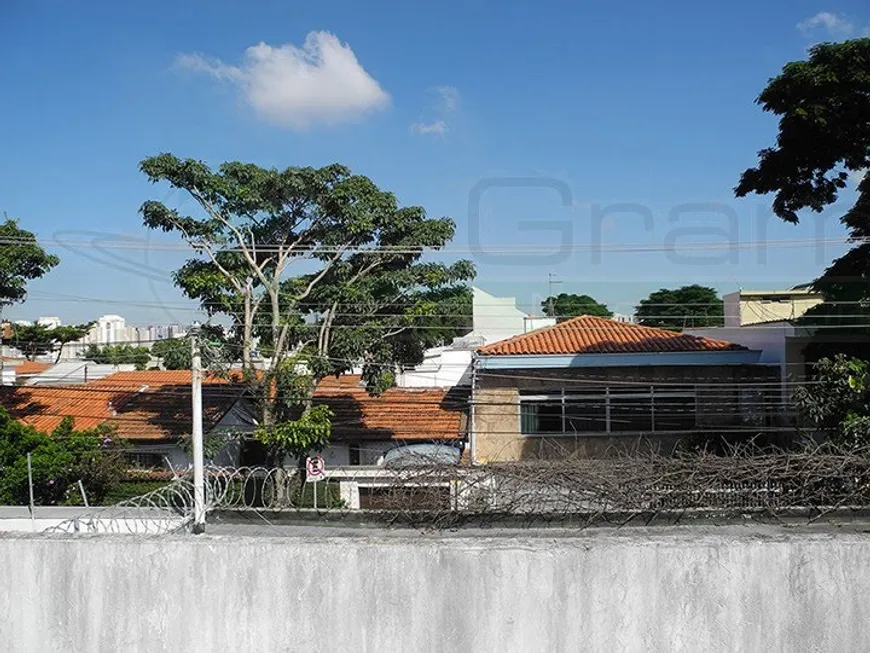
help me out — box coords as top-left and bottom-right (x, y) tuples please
(0, 370), (243, 440)
(89, 370), (243, 440)
(0, 386), (118, 433)
(0, 370), (466, 443)
(86, 370), (237, 388)
(313, 375), (466, 441)
(477, 315), (746, 356)
(1, 359), (52, 375)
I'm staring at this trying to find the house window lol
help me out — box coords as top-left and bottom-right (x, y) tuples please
(349, 443), (361, 466)
(520, 399), (563, 434)
(519, 386), (696, 436)
(128, 452), (165, 469)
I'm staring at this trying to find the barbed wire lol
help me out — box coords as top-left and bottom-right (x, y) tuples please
(42, 442), (870, 535)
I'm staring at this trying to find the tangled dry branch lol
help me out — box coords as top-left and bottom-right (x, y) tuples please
(46, 443), (870, 534)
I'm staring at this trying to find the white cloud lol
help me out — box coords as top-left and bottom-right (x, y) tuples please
(848, 169), (868, 187)
(797, 12), (854, 36)
(410, 120), (447, 136)
(434, 85), (460, 113)
(176, 31), (390, 129)
(410, 85), (460, 137)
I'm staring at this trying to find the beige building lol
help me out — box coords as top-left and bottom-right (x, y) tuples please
(471, 316), (782, 462)
(723, 287), (823, 327)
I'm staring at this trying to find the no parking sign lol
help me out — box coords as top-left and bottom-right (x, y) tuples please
(305, 456), (325, 482)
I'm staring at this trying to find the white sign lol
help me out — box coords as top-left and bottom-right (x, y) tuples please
(305, 456), (325, 482)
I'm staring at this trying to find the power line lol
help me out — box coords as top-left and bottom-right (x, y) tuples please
(0, 234), (863, 254)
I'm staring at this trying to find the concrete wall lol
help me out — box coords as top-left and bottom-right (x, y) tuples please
(2, 529), (870, 652)
(473, 365), (781, 462)
(723, 290), (823, 327)
(472, 287), (554, 344)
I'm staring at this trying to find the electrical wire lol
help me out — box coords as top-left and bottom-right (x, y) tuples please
(2, 234), (864, 253)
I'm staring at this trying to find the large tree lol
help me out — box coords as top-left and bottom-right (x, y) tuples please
(139, 154), (474, 464)
(9, 324), (54, 360)
(635, 285), (724, 330)
(541, 293), (612, 322)
(10, 322), (93, 362)
(0, 217), (59, 316)
(735, 38), (870, 339)
(47, 324), (93, 362)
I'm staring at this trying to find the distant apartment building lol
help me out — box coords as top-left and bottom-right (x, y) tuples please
(76, 315), (186, 347)
(55, 315), (187, 358)
(472, 287), (557, 344)
(395, 287), (557, 388)
(36, 316), (62, 329)
(723, 287), (824, 327)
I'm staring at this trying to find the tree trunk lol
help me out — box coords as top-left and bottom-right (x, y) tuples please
(242, 290), (253, 372)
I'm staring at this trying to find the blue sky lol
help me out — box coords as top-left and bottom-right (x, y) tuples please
(1, 0), (868, 324)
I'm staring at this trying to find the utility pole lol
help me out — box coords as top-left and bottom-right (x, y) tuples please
(547, 273), (562, 318)
(190, 324), (205, 534)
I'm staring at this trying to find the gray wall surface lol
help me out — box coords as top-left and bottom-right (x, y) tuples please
(1, 528), (868, 652)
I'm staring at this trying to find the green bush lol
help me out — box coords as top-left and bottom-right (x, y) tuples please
(292, 480), (343, 509)
(102, 480), (171, 504)
(0, 411), (128, 505)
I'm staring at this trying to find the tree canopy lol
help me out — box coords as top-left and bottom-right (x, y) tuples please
(83, 344), (151, 370)
(8, 322), (92, 361)
(735, 38), (870, 336)
(0, 218), (59, 315)
(151, 326), (231, 371)
(49, 324), (93, 362)
(635, 285), (723, 330)
(139, 154), (474, 463)
(541, 293), (612, 322)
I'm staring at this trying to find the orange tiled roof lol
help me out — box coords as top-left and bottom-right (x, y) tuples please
(0, 370), (244, 440)
(477, 315), (746, 356)
(313, 375), (466, 441)
(88, 370), (243, 440)
(0, 386), (120, 433)
(0, 370), (466, 442)
(85, 370), (237, 388)
(1, 359), (52, 375)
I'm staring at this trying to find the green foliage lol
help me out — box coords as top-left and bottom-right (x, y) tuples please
(0, 217), (59, 314)
(735, 38), (870, 335)
(793, 355), (870, 448)
(0, 412), (128, 505)
(8, 323), (54, 360)
(48, 323), (93, 361)
(83, 344), (151, 370)
(9, 322), (93, 362)
(103, 480), (170, 504)
(151, 326), (231, 371)
(735, 38), (870, 223)
(151, 337), (189, 370)
(256, 405), (333, 464)
(139, 153), (475, 454)
(292, 481), (343, 509)
(635, 285), (723, 330)
(177, 431), (228, 461)
(541, 293), (612, 321)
